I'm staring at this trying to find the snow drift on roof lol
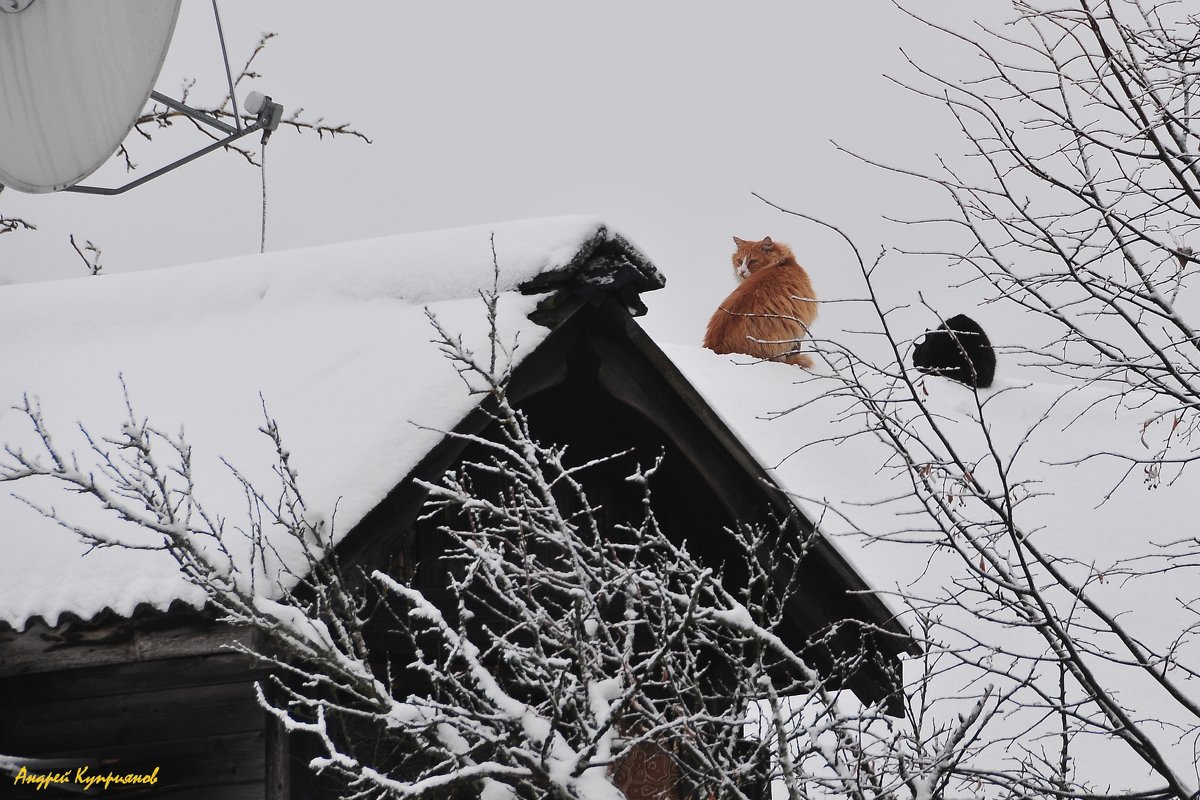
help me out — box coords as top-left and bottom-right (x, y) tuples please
(0, 215), (635, 630)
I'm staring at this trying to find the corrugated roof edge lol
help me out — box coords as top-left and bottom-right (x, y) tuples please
(0, 598), (208, 640)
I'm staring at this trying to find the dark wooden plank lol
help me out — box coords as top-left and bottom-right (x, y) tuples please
(263, 693), (290, 800)
(2, 729), (266, 797)
(0, 652), (265, 705)
(0, 619), (258, 678)
(137, 782), (264, 800)
(6, 779), (265, 800)
(148, 783), (264, 800)
(1, 681), (265, 753)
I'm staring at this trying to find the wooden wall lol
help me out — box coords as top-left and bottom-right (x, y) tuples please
(0, 616), (287, 799)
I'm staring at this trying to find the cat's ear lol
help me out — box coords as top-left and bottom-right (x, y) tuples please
(733, 236), (746, 246)
(762, 236), (775, 250)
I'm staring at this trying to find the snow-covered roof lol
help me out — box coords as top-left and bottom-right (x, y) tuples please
(0, 216), (659, 630)
(667, 349), (1191, 615)
(664, 346), (1199, 786)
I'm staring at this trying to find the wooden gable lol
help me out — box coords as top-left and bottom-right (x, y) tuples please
(340, 289), (912, 715)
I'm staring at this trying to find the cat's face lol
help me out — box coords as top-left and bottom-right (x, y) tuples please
(731, 236), (793, 279)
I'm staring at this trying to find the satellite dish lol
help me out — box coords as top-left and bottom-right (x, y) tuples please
(0, 0), (182, 193)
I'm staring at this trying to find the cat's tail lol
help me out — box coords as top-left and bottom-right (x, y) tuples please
(784, 352), (814, 369)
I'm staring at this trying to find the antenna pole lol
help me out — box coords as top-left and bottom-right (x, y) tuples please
(211, 0), (241, 131)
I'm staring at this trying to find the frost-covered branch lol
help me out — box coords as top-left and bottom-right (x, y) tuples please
(754, 5), (1200, 790)
(132, 32), (372, 169)
(69, 234), (103, 276)
(0, 185), (35, 237)
(764, 182), (1200, 798)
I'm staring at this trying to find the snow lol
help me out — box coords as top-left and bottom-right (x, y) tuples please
(479, 782), (518, 800)
(666, 346), (1191, 601)
(0, 215), (618, 629)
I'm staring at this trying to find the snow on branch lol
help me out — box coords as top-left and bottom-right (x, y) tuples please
(746, 5), (1200, 791)
(134, 31), (371, 169)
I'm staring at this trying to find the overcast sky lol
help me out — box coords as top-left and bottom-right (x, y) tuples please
(0, 1), (1021, 349)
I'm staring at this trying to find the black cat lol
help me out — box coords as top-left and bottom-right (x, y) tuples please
(912, 313), (995, 388)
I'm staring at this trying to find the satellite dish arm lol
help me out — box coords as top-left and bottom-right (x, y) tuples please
(147, 90), (238, 136)
(62, 91), (283, 196)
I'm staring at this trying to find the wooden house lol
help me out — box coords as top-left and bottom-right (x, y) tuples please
(0, 218), (911, 798)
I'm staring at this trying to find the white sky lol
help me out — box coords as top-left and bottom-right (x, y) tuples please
(0, 1), (1011, 347)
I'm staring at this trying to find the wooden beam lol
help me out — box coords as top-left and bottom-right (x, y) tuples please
(0, 615), (259, 677)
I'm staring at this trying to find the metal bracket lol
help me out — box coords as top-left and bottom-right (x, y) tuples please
(62, 91), (283, 196)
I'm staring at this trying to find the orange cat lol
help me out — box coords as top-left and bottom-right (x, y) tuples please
(703, 236), (818, 368)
